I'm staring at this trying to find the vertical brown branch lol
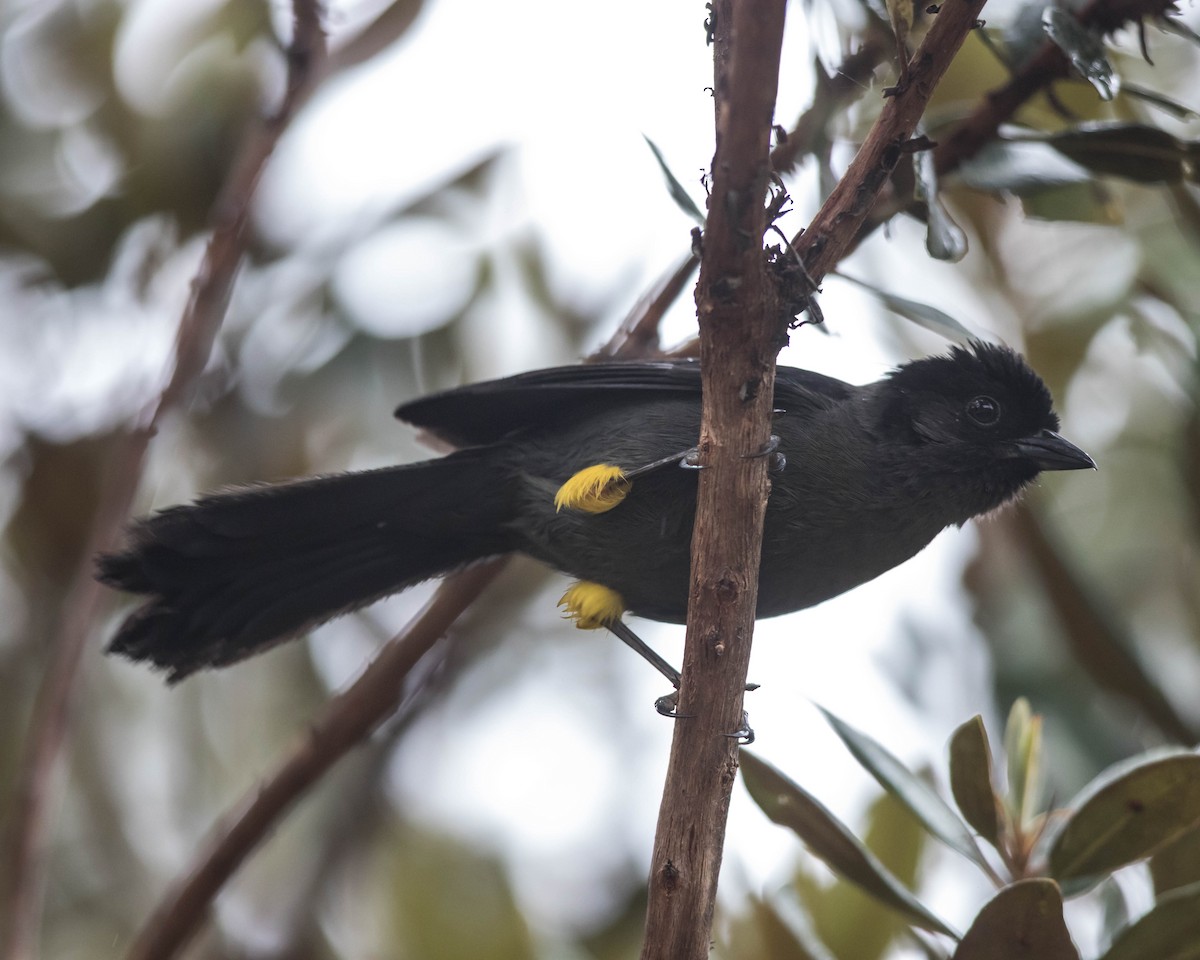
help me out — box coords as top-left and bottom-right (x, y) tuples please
(0, 7), (326, 960)
(639, 3), (788, 958)
(640, 1), (998, 954)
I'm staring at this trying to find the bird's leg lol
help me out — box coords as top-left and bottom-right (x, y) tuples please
(606, 619), (690, 718)
(558, 582), (757, 717)
(606, 617), (681, 689)
(626, 448), (700, 479)
(554, 448), (700, 515)
(609, 619), (758, 731)
(726, 712), (756, 745)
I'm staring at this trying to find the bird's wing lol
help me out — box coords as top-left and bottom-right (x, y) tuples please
(397, 360), (850, 447)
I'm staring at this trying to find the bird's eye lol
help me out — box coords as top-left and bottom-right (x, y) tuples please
(966, 395), (1001, 426)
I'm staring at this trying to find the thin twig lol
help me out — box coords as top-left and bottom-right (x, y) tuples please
(769, 23), (892, 178)
(0, 7), (326, 960)
(790, 0), (991, 285)
(599, 33), (891, 362)
(122, 561), (505, 960)
(845, 0), (1180, 248)
(597, 253), (699, 359)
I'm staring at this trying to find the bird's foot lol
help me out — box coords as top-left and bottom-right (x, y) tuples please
(744, 435), (786, 472)
(726, 711), (755, 745)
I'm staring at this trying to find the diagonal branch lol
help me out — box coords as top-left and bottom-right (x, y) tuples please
(934, 0), (1180, 176)
(791, 0), (990, 285)
(121, 562), (505, 960)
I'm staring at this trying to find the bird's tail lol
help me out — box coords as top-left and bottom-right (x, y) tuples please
(98, 449), (515, 681)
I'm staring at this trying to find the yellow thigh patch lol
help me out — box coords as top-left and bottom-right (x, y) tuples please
(553, 464), (630, 514)
(558, 581), (626, 629)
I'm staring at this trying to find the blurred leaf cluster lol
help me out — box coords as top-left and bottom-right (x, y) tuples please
(736, 701), (1200, 959)
(1, 0), (1199, 956)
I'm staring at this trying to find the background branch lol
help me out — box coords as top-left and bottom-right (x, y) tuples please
(791, 0), (990, 283)
(1011, 504), (1197, 744)
(123, 561), (505, 960)
(934, 0), (1180, 175)
(0, 6), (326, 959)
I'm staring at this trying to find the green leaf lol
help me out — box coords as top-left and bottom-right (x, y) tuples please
(1042, 8), (1117, 100)
(1045, 750), (1200, 894)
(1037, 123), (1200, 185)
(958, 140), (1092, 195)
(1151, 825), (1200, 897)
(948, 716), (1003, 849)
(1004, 698), (1043, 831)
(643, 135), (705, 224)
(759, 894), (840, 960)
(1097, 880), (1200, 960)
(833, 273), (983, 343)
(1120, 83), (1199, 121)
(740, 751), (960, 940)
(1096, 877), (1130, 956)
(817, 706), (991, 872)
(790, 790), (930, 960)
(914, 143), (968, 262)
(951, 880), (1080, 959)
(1019, 180), (1118, 224)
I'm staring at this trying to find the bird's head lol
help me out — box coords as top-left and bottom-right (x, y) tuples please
(879, 342), (1093, 509)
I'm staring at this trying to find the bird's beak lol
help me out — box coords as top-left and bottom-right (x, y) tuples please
(1007, 429), (1096, 471)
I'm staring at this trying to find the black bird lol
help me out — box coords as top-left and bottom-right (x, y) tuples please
(98, 342), (1093, 682)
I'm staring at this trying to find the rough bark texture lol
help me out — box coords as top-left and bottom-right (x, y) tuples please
(639, 3), (788, 958)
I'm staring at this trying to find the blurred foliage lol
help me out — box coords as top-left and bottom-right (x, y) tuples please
(1, 0), (1199, 957)
(740, 701), (1200, 957)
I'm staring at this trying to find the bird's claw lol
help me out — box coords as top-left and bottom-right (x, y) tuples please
(726, 711), (755, 745)
(745, 436), (785, 471)
(656, 691), (691, 717)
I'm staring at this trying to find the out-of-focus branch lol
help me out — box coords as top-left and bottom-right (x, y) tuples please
(791, 0), (990, 284)
(639, 3), (788, 958)
(1011, 503), (1197, 744)
(598, 253), (699, 359)
(326, 0), (426, 76)
(0, 7), (327, 960)
(123, 561), (506, 960)
(770, 24), (892, 178)
(933, 0), (1179, 175)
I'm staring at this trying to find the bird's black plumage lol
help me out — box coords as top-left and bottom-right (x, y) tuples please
(98, 342), (1093, 681)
